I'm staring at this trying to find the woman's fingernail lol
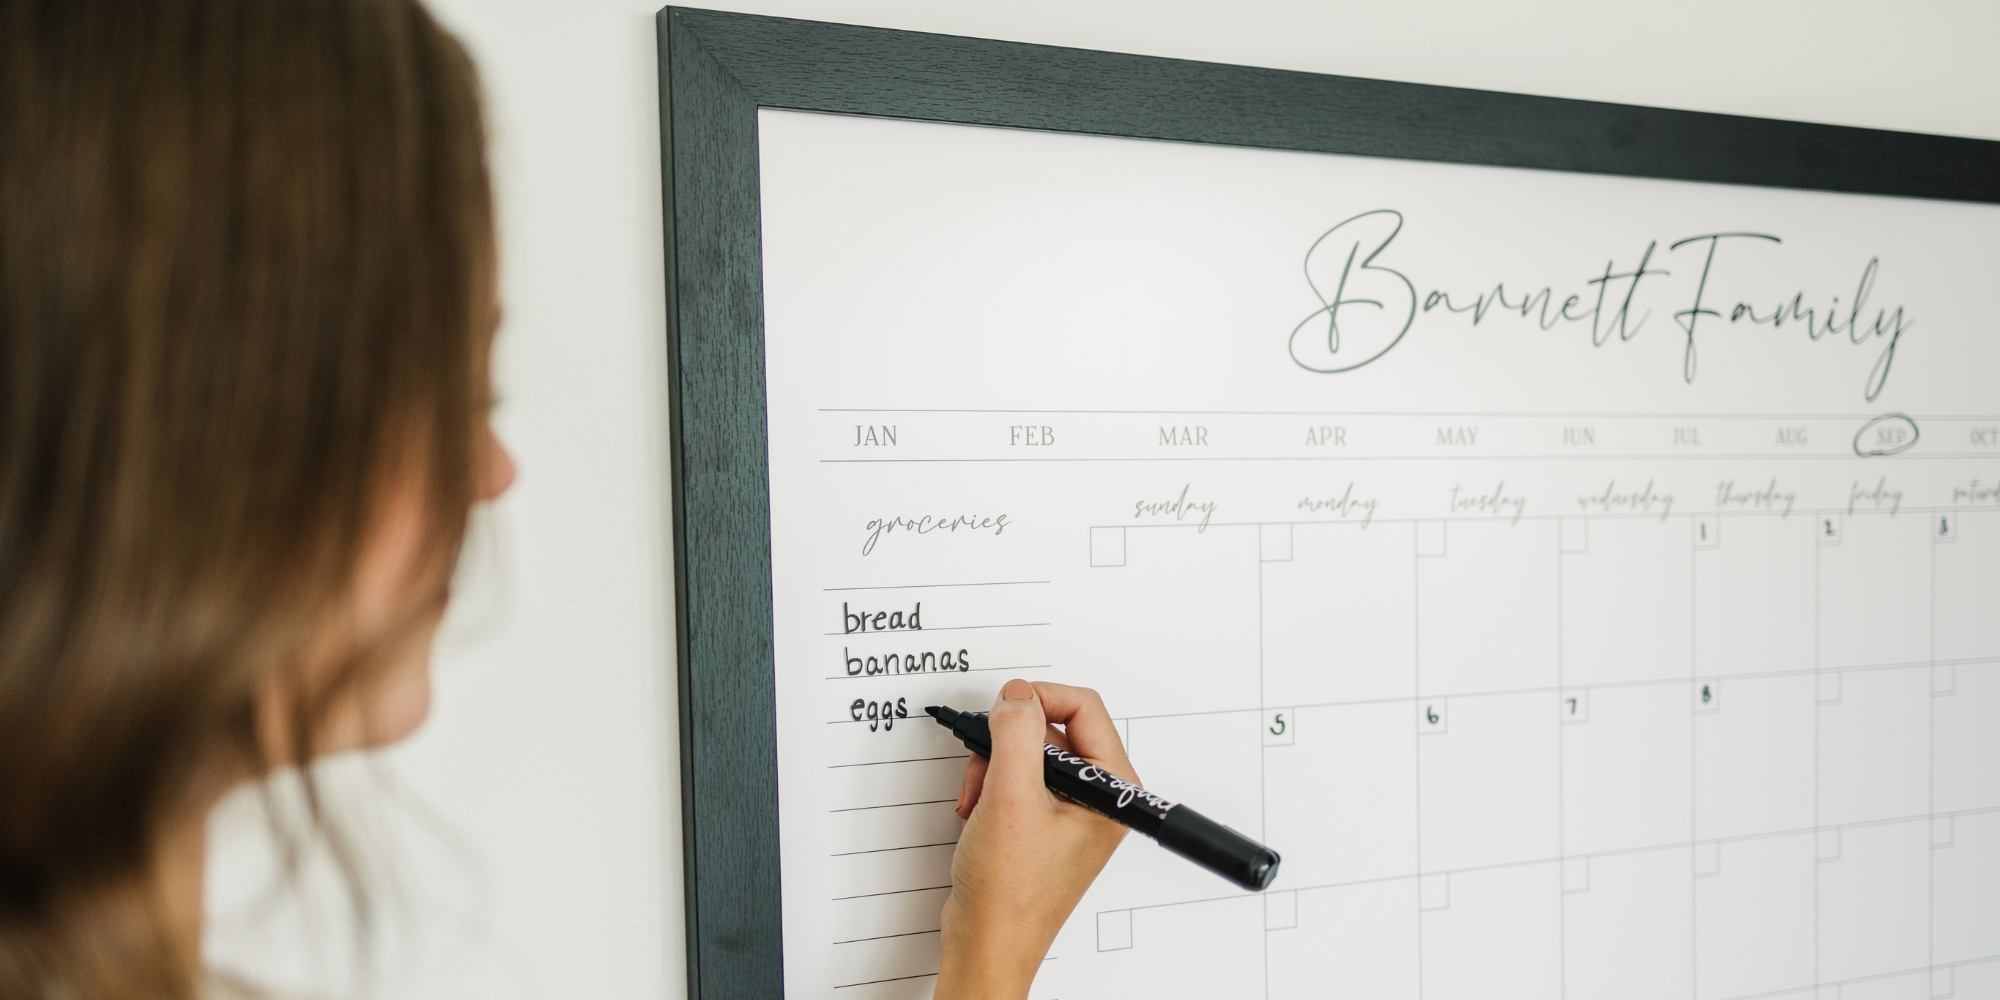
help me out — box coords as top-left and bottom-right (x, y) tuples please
(1000, 679), (1034, 701)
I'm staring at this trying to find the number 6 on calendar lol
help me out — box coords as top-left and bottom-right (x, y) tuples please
(1417, 699), (1448, 735)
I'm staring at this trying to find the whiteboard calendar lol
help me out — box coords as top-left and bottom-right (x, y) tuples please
(753, 108), (2000, 1000)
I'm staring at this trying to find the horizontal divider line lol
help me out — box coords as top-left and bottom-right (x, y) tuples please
(824, 665), (1052, 680)
(1096, 508), (1984, 532)
(819, 454), (1987, 463)
(823, 623), (1050, 635)
(828, 798), (956, 813)
(1100, 658), (1994, 725)
(830, 841), (958, 858)
(835, 972), (939, 989)
(829, 884), (951, 902)
(827, 754), (969, 769)
(817, 408), (2000, 420)
(832, 928), (941, 946)
(1722, 954), (2000, 1000)
(1114, 806), (2000, 917)
(823, 580), (1048, 591)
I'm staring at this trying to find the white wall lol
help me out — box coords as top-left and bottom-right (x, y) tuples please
(217, 2), (1998, 998)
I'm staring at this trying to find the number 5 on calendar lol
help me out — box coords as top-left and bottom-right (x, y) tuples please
(1263, 708), (1295, 746)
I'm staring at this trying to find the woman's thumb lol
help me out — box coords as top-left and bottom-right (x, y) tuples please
(983, 679), (1048, 806)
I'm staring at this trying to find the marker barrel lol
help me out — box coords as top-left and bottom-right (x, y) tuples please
(927, 705), (1280, 891)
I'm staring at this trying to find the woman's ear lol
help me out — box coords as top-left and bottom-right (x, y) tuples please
(348, 632), (436, 749)
(253, 624), (442, 764)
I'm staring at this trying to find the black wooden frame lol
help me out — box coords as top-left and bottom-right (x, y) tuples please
(653, 8), (2000, 997)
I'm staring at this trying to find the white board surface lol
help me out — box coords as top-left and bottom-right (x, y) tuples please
(756, 108), (2000, 999)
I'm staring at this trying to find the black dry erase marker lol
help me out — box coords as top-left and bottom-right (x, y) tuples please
(925, 704), (1280, 891)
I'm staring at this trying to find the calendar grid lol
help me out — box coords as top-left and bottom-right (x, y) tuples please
(1067, 505), (1997, 999)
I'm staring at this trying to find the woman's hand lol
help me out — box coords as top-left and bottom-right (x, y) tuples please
(934, 680), (1135, 1000)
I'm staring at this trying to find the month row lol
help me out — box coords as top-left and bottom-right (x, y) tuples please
(832, 412), (1998, 461)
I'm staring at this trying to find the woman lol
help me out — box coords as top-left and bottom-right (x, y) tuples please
(0, 1), (1131, 997)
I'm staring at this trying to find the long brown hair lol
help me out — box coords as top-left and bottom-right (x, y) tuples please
(0, 0), (493, 996)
